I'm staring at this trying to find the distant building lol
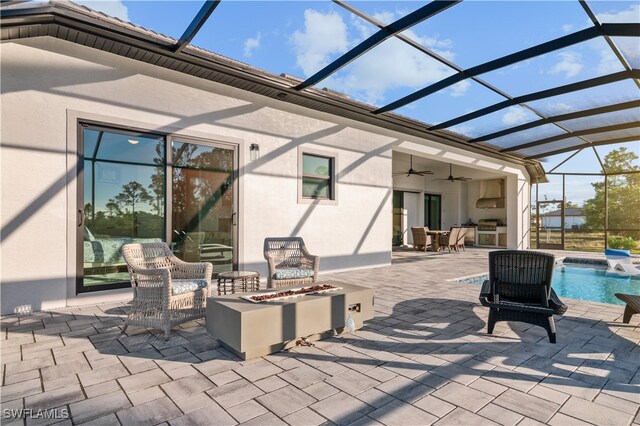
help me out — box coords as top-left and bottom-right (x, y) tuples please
(541, 208), (585, 229)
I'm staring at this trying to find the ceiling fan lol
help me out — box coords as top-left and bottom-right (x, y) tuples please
(392, 155), (433, 177)
(436, 163), (471, 182)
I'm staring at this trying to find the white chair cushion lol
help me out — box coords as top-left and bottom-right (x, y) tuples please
(273, 268), (314, 280)
(172, 279), (208, 295)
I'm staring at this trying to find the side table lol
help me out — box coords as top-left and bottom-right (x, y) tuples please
(217, 271), (260, 295)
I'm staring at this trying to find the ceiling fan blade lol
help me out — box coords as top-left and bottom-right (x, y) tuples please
(436, 163), (471, 182)
(414, 170), (434, 175)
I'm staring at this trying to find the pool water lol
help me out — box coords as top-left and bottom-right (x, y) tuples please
(552, 265), (639, 305)
(462, 264), (640, 305)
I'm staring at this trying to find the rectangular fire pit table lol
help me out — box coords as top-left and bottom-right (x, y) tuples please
(205, 281), (374, 360)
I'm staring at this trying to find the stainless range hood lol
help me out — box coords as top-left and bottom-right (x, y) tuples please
(476, 179), (505, 209)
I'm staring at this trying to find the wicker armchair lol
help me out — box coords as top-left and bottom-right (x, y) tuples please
(455, 227), (468, 251)
(122, 242), (213, 340)
(479, 250), (568, 343)
(264, 237), (319, 288)
(440, 227), (460, 253)
(411, 227), (432, 252)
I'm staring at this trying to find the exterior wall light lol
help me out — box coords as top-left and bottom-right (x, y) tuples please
(250, 143), (260, 161)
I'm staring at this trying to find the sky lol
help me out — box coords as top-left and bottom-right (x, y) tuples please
(73, 0), (640, 202)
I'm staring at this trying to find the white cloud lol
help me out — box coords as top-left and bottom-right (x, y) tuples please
(615, 37), (640, 68)
(561, 24), (574, 33)
(502, 107), (529, 126)
(596, 47), (622, 73)
(546, 103), (575, 114)
(290, 9), (349, 77)
(290, 8), (458, 105)
(595, 4), (640, 23)
(372, 11), (396, 26)
(549, 51), (583, 78)
(580, 35), (626, 75)
(326, 37), (455, 104)
(243, 33), (261, 58)
(74, 0), (129, 21)
(350, 15), (374, 40)
(580, 4), (640, 74)
(449, 80), (470, 97)
(447, 124), (476, 136)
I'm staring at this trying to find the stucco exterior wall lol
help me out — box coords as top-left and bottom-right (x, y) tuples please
(1, 37), (395, 314)
(1, 36), (532, 314)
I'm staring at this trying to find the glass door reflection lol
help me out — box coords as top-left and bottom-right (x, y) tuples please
(171, 140), (236, 275)
(80, 127), (165, 292)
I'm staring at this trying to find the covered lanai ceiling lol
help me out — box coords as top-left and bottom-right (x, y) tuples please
(2, 0), (639, 175)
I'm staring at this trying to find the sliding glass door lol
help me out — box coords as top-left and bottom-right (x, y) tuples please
(78, 124), (236, 293)
(392, 191), (404, 246)
(424, 194), (441, 230)
(171, 140), (235, 274)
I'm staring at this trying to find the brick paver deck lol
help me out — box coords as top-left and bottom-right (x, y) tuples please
(2, 248), (638, 425)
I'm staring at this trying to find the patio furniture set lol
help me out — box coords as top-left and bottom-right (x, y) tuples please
(121, 239), (637, 355)
(411, 226), (468, 253)
(122, 237), (373, 358)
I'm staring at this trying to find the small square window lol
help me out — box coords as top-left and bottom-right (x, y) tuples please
(299, 150), (337, 205)
(302, 154), (332, 199)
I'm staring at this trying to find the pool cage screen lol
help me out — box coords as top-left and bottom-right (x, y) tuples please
(532, 169), (640, 253)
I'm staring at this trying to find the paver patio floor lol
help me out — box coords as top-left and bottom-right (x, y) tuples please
(2, 248), (639, 425)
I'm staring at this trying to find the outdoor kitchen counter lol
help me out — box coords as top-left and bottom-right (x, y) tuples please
(205, 281), (374, 360)
(476, 225), (508, 248)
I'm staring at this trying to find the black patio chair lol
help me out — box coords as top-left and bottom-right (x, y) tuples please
(479, 250), (568, 343)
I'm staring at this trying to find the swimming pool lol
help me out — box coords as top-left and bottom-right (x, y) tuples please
(459, 264), (640, 305)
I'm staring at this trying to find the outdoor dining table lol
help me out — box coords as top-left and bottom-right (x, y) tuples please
(426, 229), (449, 252)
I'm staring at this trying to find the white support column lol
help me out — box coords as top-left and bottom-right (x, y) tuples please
(506, 171), (531, 249)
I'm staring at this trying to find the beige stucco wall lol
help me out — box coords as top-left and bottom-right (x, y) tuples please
(0, 36), (530, 315)
(1, 37), (398, 314)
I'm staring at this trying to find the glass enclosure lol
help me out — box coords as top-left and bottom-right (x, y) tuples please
(564, 175), (605, 252)
(532, 170), (640, 253)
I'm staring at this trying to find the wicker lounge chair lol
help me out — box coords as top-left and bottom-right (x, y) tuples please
(479, 250), (568, 343)
(411, 227), (432, 252)
(264, 237), (319, 288)
(122, 242), (212, 339)
(615, 293), (640, 323)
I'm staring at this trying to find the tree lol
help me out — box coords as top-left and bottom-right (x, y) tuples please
(555, 200), (580, 210)
(114, 181), (153, 216)
(149, 141), (166, 217)
(84, 203), (94, 220)
(105, 199), (122, 218)
(583, 148), (640, 237)
(114, 181), (153, 236)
